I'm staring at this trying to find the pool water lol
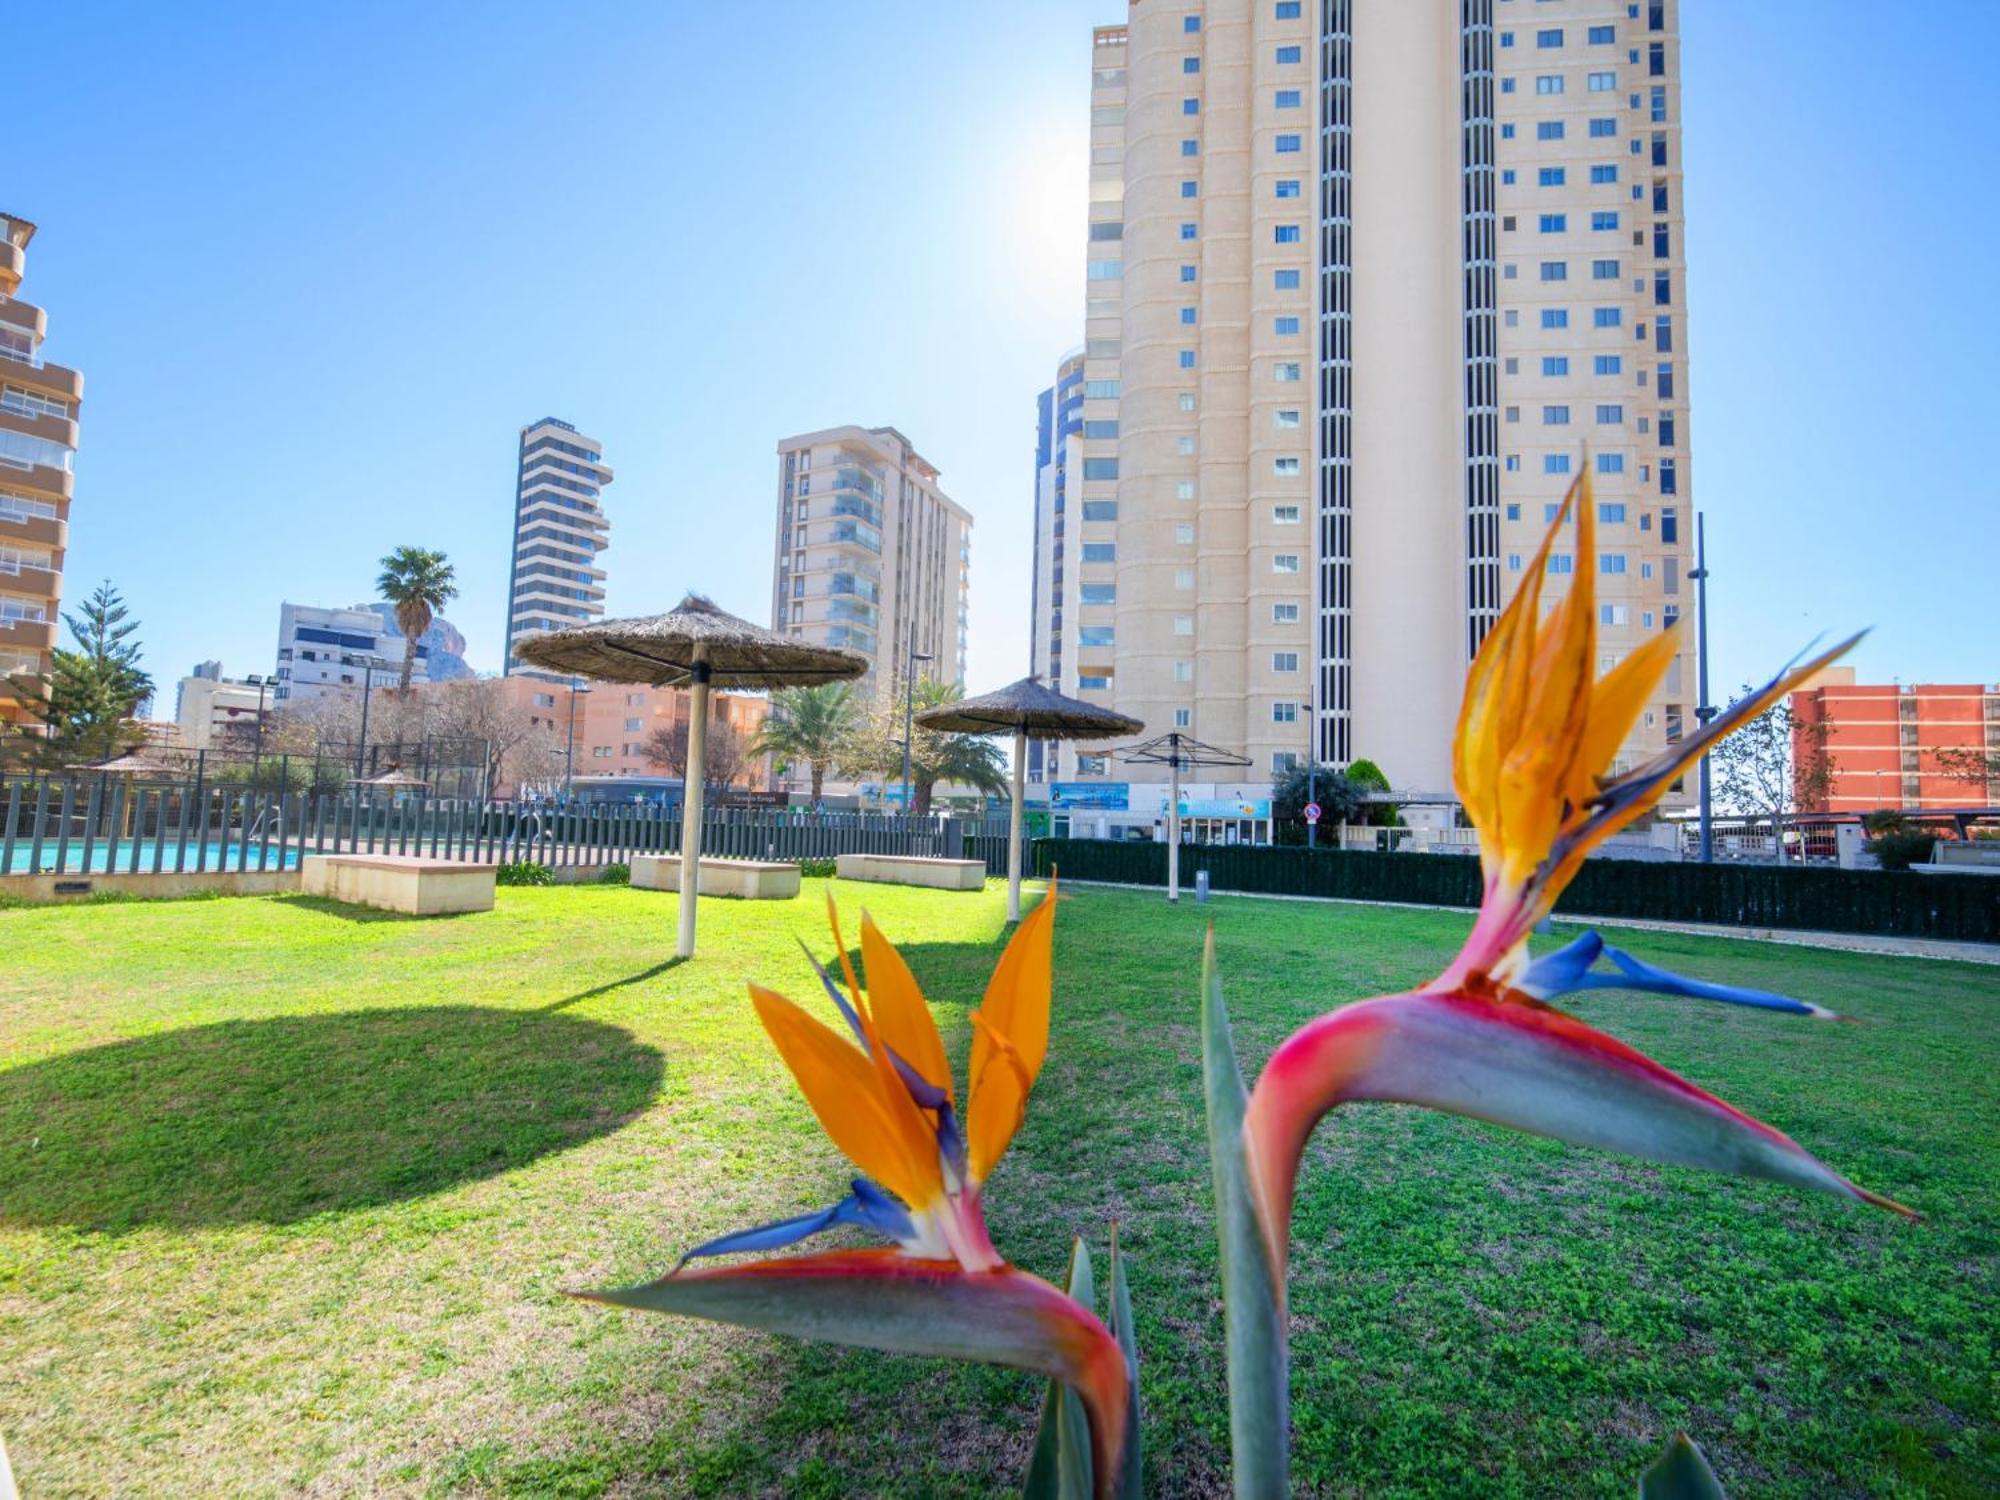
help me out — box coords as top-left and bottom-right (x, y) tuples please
(0, 842), (303, 875)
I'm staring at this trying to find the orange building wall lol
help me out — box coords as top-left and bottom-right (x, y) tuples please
(495, 677), (770, 790)
(1790, 666), (1998, 813)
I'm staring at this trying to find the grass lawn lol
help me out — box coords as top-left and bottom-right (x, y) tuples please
(0, 880), (1993, 1497)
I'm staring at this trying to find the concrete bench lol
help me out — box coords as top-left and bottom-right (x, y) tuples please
(630, 854), (800, 900)
(300, 854), (497, 915)
(1913, 843), (2000, 877)
(834, 853), (986, 891)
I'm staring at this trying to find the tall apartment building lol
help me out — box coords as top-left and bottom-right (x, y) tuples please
(1790, 669), (2000, 813)
(771, 425), (972, 697)
(1048, 1), (1693, 798)
(1029, 349), (1086, 782)
(273, 602), (433, 704)
(0, 213), (83, 729)
(505, 417), (613, 679)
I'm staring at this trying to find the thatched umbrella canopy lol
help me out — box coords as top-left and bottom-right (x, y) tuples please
(69, 752), (177, 778)
(355, 768), (429, 790)
(917, 676), (1142, 921)
(515, 595), (867, 958)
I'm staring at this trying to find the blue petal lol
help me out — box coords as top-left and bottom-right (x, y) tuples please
(1522, 929), (1838, 1018)
(677, 1178), (915, 1267)
(798, 940), (954, 1112)
(1519, 931), (1605, 1000)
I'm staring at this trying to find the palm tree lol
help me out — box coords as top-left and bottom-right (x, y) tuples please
(751, 682), (863, 803)
(375, 547), (459, 694)
(900, 679), (1008, 816)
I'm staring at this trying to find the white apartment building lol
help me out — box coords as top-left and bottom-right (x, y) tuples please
(505, 417), (612, 680)
(273, 602), (427, 704)
(771, 425), (972, 699)
(1041, 0), (1693, 800)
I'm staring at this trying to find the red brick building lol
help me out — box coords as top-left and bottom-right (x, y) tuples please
(1789, 668), (1999, 813)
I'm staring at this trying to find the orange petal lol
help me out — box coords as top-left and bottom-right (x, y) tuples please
(750, 984), (943, 1211)
(966, 876), (1058, 1181)
(1576, 625), (1680, 783)
(861, 911), (954, 1103)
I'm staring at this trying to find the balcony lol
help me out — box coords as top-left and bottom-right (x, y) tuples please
(828, 521), (883, 555)
(0, 560), (58, 598)
(830, 493), (883, 528)
(0, 359), (81, 404)
(826, 571), (881, 603)
(828, 599), (879, 627)
(0, 407), (79, 450)
(0, 295), (46, 343)
(0, 510), (64, 550)
(0, 462), (69, 501)
(0, 614), (55, 651)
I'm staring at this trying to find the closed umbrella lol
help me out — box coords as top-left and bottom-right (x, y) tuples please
(915, 676), (1142, 921)
(516, 596), (867, 957)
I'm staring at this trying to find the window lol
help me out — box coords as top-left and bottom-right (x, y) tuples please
(1273, 601), (1301, 623)
(1272, 702), (1300, 724)
(1181, 221), (1198, 239)
(1179, 392), (1196, 412)
(1176, 435), (1197, 456)
(1083, 419), (1118, 438)
(1547, 555), (1574, 575)
(1275, 133), (1302, 153)
(1597, 453), (1626, 474)
(1649, 40), (1666, 75)
(1274, 409), (1301, 429)
(1502, 122), (1516, 139)
(1175, 567), (1195, 590)
(1274, 361), (1302, 382)
(1506, 503), (1521, 520)
(1081, 542), (1116, 563)
(1181, 179), (1198, 198)
(1540, 261), (1567, 281)
(1087, 259), (1122, 280)
(1598, 502), (1626, 523)
(1274, 268), (1300, 289)
(1174, 660), (1194, 683)
(1184, 57), (1200, 73)
(1501, 30), (1515, 47)
(1179, 350), (1196, 369)
(1592, 258), (1619, 279)
(1505, 454), (1521, 471)
(1274, 315), (1299, 335)
(1275, 89), (1301, 108)
(1538, 166), (1566, 186)
(1176, 522), (1196, 543)
(1536, 27), (1564, 47)
(1275, 1), (1300, 16)
(1507, 554), (1523, 571)
(1083, 457), (1118, 480)
(1589, 116), (1617, 137)
(1272, 553), (1301, 572)
(1600, 554), (1628, 574)
(1535, 75), (1564, 94)
(1272, 503), (1300, 522)
(624, 717), (643, 732)
(1174, 709), (1192, 728)
(1593, 306), (1622, 327)
(1276, 44), (1301, 63)
(1590, 164), (1618, 184)
(1544, 405), (1571, 424)
(1600, 604), (1629, 625)
(1588, 71), (1616, 93)
(1592, 211), (1619, 231)
(1184, 98), (1199, 115)
(1082, 500), (1118, 520)
(1180, 306), (1197, 325)
(1539, 214), (1567, 233)
(1541, 307), (1569, 329)
(1502, 169), (1516, 185)
(1184, 13), (1200, 31)
(1272, 652), (1300, 673)
(1174, 616), (1195, 636)
(1594, 354), (1622, 375)
(1075, 753), (1108, 774)
(1275, 178), (1301, 199)
(1596, 403), (1624, 423)
(1660, 507), (1679, 544)
(1080, 626), (1115, 647)
(1589, 24), (1615, 43)
(1180, 264), (1197, 282)
(1542, 356), (1569, 376)
(1182, 139), (1199, 157)
(1544, 454), (1572, 475)
(1176, 480), (1196, 499)
(1658, 459), (1677, 495)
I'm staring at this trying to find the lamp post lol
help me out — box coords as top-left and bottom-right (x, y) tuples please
(243, 674), (270, 772)
(353, 657), (391, 778)
(900, 643), (934, 813)
(1692, 512), (1715, 863)
(563, 677), (591, 801)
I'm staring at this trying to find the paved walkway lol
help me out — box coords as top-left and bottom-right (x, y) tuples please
(1058, 879), (2000, 966)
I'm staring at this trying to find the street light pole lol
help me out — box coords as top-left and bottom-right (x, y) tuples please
(900, 642), (934, 813)
(355, 660), (376, 778)
(563, 677), (590, 801)
(1692, 511), (1715, 863)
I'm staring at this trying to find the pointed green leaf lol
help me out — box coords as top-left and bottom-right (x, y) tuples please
(1639, 1433), (1727, 1499)
(1201, 926), (1289, 1498)
(1107, 1228), (1143, 1500)
(1024, 1238), (1095, 1500)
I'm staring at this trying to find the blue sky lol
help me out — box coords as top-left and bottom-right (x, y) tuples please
(10, 0), (1992, 705)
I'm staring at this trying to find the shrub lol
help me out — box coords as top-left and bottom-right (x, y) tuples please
(599, 863), (631, 885)
(496, 860), (555, 887)
(798, 858), (837, 879)
(1865, 831), (1936, 873)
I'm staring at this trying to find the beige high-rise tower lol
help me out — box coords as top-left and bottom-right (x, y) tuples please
(772, 426), (972, 701)
(1048, 0), (1693, 801)
(0, 214), (81, 730)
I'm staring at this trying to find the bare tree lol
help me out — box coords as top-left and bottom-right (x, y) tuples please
(644, 717), (750, 799)
(423, 678), (563, 795)
(1710, 692), (1835, 860)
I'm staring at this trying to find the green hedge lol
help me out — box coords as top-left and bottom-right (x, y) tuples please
(1030, 839), (2000, 943)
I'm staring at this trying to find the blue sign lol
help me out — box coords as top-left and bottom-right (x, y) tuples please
(1178, 798), (1271, 819)
(1050, 781), (1130, 811)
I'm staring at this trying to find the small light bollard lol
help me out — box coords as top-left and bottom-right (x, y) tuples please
(1195, 868), (1211, 904)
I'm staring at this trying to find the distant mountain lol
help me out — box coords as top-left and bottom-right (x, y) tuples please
(359, 601), (475, 682)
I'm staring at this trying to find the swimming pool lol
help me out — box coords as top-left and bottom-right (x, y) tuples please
(0, 841), (303, 875)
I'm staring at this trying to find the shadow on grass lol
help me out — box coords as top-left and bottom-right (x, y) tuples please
(0, 1007), (664, 1231)
(543, 956), (688, 1012)
(269, 894), (481, 924)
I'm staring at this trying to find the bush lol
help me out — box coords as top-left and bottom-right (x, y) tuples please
(798, 858), (837, 879)
(496, 861), (555, 887)
(599, 863), (631, 885)
(1865, 832), (1936, 873)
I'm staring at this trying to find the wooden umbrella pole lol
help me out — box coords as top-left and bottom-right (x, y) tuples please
(1008, 726), (1026, 922)
(677, 657), (711, 959)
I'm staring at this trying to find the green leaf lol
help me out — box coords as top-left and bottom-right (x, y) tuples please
(1023, 1238), (1095, 1500)
(1639, 1433), (1728, 1499)
(1201, 926), (1289, 1498)
(1107, 1229), (1143, 1500)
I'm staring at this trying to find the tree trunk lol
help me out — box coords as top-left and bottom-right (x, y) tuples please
(810, 760), (825, 803)
(398, 633), (418, 695)
(912, 778), (936, 817)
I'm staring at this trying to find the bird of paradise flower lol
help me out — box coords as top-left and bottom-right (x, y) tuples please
(1204, 466), (1915, 1495)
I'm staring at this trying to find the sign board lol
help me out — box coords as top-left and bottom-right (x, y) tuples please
(1304, 801), (1322, 824)
(1178, 798), (1271, 819)
(1050, 781), (1130, 811)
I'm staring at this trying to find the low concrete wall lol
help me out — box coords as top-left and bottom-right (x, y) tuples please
(0, 869), (303, 903)
(834, 853), (986, 891)
(631, 854), (801, 900)
(300, 855), (496, 916)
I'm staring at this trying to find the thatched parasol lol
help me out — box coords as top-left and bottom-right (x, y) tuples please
(515, 596), (868, 958)
(69, 752), (177, 778)
(355, 768), (429, 791)
(916, 676), (1142, 921)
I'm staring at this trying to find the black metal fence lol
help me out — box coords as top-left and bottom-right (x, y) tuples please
(0, 776), (962, 878)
